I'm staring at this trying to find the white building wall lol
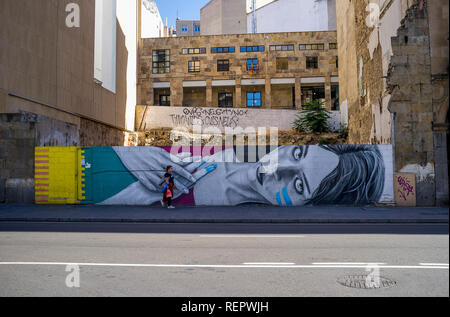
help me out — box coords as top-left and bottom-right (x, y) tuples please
(116, 0), (138, 131)
(94, 0), (117, 93)
(141, 0), (164, 38)
(247, 0), (335, 33)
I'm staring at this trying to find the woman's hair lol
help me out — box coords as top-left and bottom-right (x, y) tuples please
(307, 145), (385, 205)
(166, 165), (173, 172)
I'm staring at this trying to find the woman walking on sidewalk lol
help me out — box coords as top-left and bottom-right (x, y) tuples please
(161, 165), (176, 209)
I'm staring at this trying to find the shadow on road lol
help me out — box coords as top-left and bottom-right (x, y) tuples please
(0, 222), (448, 235)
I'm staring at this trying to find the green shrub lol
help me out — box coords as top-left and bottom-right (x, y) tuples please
(293, 100), (331, 133)
(338, 124), (349, 140)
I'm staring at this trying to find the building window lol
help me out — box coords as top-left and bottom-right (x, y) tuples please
(240, 45), (265, 52)
(188, 60), (200, 73)
(152, 50), (170, 74)
(301, 86), (325, 105)
(217, 60), (230, 72)
(211, 47), (235, 53)
(159, 95), (170, 107)
(247, 58), (259, 71)
(247, 92), (262, 107)
(334, 56), (339, 68)
(181, 25), (188, 32)
(331, 85), (339, 110)
(306, 56), (318, 69)
(276, 57), (289, 71)
(270, 44), (294, 51)
(329, 43), (338, 49)
(299, 43), (324, 51)
(182, 48), (206, 55)
(218, 92), (233, 108)
(194, 25), (200, 32)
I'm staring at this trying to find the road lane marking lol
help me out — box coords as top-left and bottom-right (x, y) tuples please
(312, 262), (386, 265)
(0, 262), (448, 269)
(419, 263), (449, 266)
(200, 235), (305, 238)
(243, 262), (296, 265)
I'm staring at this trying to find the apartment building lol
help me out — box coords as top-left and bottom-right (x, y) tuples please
(201, 0), (247, 35)
(200, 0), (336, 35)
(138, 32), (339, 112)
(176, 20), (201, 37)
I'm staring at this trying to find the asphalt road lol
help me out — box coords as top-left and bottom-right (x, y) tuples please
(0, 222), (448, 297)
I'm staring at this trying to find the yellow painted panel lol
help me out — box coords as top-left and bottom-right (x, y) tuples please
(35, 147), (79, 204)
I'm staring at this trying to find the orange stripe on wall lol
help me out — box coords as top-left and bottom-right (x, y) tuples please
(35, 172), (49, 176)
(35, 189), (49, 192)
(35, 149), (49, 152)
(35, 160), (49, 164)
(35, 155), (49, 158)
(35, 166), (49, 170)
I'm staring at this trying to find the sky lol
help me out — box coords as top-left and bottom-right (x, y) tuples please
(155, 0), (211, 27)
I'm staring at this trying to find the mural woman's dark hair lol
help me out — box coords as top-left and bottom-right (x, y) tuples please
(307, 145), (385, 205)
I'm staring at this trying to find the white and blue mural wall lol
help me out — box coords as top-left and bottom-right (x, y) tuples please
(80, 145), (394, 206)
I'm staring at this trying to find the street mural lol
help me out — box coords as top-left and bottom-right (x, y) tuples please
(77, 145), (394, 206)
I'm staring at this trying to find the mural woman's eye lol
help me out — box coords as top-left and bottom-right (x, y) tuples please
(294, 177), (304, 195)
(293, 147), (302, 160)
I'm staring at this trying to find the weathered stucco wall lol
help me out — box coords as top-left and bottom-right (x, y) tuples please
(0, 112), (79, 203)
(0, 0), (138, 143)
(337, 0), (448, 206)
(135, 106), (344, 133)
(387, 1), (438, 206)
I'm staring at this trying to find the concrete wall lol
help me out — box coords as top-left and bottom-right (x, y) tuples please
(176, 20), (201, 37)
(386, 2), (441, 206)
(336, 0), (414, 145)
(0, 113), (79, 203)
(0, 0), (137, 133)
(247, 0), (337, 33)
(135, 106), (343, 133)
(201, 0), (247, 35)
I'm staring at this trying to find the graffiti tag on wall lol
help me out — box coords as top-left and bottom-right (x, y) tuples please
(394, 173), (416, 206)
(170, 108), (250, 129)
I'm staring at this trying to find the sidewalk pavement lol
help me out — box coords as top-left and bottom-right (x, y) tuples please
(0, 204), (448, 223)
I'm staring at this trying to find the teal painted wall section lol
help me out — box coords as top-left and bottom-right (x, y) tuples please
(81, 147), (137, 204)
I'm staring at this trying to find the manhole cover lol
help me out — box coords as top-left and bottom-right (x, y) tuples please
(337, 275), (397, 289)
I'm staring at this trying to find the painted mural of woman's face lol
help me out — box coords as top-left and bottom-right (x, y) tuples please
(247, 146), (339, 206)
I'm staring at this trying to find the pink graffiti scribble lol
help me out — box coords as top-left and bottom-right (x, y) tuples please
(397, 176), (414, 201)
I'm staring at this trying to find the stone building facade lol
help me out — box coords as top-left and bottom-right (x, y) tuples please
(138, 31), (339, 119)
(336, 0), (449, 206)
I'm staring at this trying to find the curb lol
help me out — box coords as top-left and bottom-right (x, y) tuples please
(0, 218), (448, 224)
